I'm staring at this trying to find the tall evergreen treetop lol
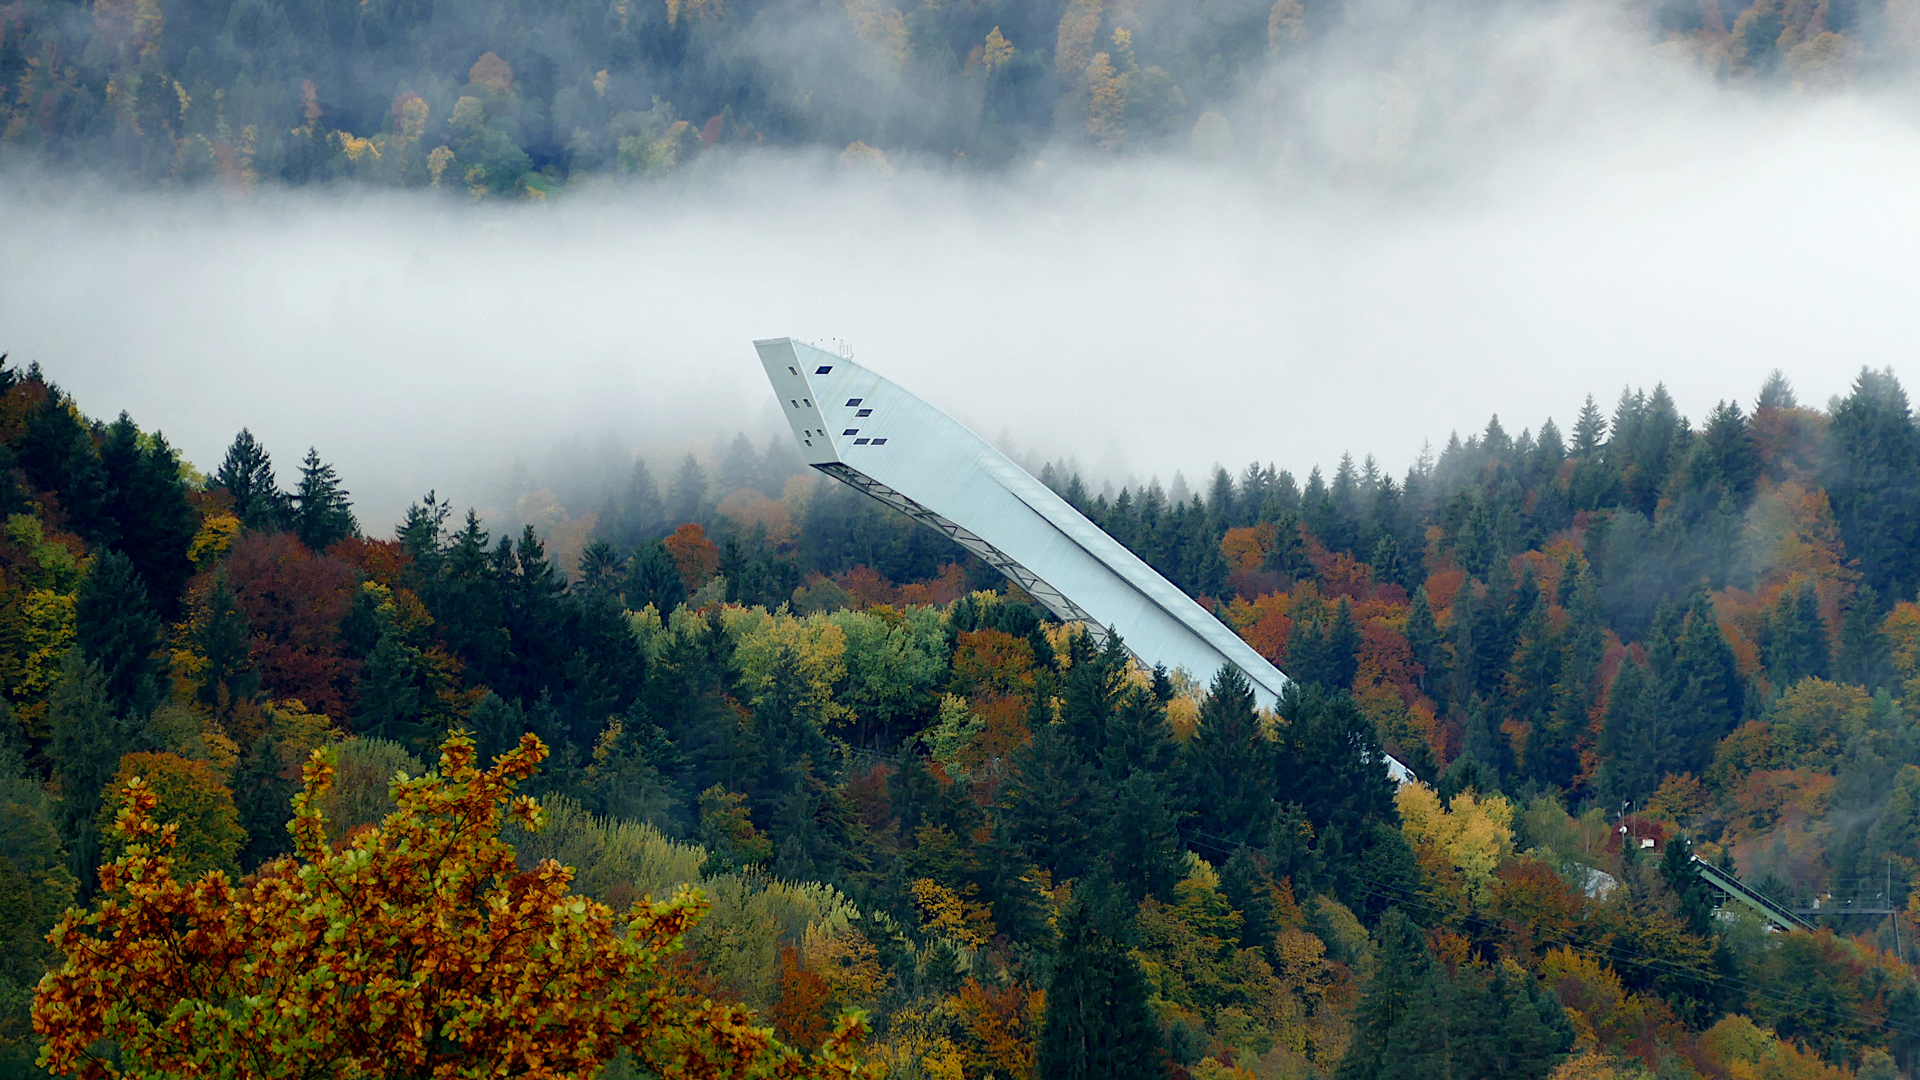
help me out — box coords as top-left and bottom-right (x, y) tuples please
(215, 429), (287, 531)
(292, 448), (359, 551)
(1757, 369), (1799, 410)
(1036, 893), (1167, 1080)
(74, 549), (166, 723)
(1824, 366), (1920, 602)
(98, 414), (196, 616)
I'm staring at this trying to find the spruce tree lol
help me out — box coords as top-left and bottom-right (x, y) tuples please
(1324, 598), (1362, 690)
(187, 575), (259, 724)
(1507, 592), (1561, 786)
(1824, 367), (1920, 602)
(1036, 895), (1167, 1080)
(1838, 584), (1892, 690)
(1757, 369), (1799, 410)
(1179, 665), (1271, 844)
(214, 428), (287, 531)
(1597, 657), (1661, 808)
(1539, 567), (1603, 791)
(98, 414), (197, 616)
(1405, 587), (1446, 698)
(291, 448), (359, 550)
(1700, 400), (1760, 501)
(1765, 579), (1829, 690)
(75, 549), (166, 723)
(1665, 592), (1745, 774)
(600, 458), (666, 551)
(1337, 909), (1436, 1080)
(1004, 722), (1100, 882)
(18, 383), (109, 540)
(666, 454), (709, 525)
(46, 651), (146, 890)
(624, 541), (687, 612)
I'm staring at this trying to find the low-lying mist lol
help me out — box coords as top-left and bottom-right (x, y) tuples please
(4, 2), (1919, 530)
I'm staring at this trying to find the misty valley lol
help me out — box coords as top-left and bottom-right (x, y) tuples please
(6, 0), (1920, 1069)
(0, 352), (1917, 1080)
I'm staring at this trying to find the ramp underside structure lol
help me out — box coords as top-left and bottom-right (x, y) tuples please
(755, 337), (1412, 783)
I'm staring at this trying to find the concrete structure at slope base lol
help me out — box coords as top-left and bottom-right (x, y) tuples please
(754, 336), (1413, 784)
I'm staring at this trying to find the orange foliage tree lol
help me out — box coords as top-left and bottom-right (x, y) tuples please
(664, 523), (723, 594)
(33, 731), (872, 1080)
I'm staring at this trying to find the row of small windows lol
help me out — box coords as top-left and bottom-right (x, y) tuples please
(789, 397), (812, 408)
(855, 438), (887, 445)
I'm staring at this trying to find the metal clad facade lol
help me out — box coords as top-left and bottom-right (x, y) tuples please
(754, 336), (1292, 705)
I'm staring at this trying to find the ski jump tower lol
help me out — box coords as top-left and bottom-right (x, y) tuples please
(755, 337), (1411, 781)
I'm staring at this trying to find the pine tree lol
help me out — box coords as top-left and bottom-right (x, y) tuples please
(1539, 567), (1603, 791)
(600, 458), (666, 551)
(1597, 657), (1661, 809)
(1005, 722), (1100, 883)
(1659, 833), (1715, 936)
(1036, 895), (1167, 1080)
(188, 575), (259, 724)
(623, 541), (687, 612)
(75, 549), (166, 723)
(1324, 598), (1362, 690)
(1460, 694), (1510, 786)
(1179, 665), (1272, 844)
(291, 448), (359, 551)
(18, 383), (109, 540)
(1506, 591), (1560, 785)
(1838, 584), (1892, 690)
(1757, 369), (1799, 410)
(1700, 400), (1760, 502)
(1571, 395), (1607, 457)
(98, 414), (197, 615)
(1406, 587), (1447, 698)
(576, 540), (625, 599)
(1337, 909), (1436, 1080)
(1664, 592), (1745, 774)
(215, 429), (287, 531)
(46, 651), (146, 889)
(666, 454), (709, 525)
(1764, 579), (1829, 690)
(1272, 684), (1402, 904)
(1824, 367), (1920, 602)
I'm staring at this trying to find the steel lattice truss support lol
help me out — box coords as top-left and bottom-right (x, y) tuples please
(756, 336), (1413, 784)
(817, 462), (1108, 641)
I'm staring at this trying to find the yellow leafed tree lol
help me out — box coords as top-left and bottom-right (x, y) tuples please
(34, 731), (873, 1079)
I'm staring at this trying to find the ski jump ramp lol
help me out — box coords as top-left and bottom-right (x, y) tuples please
(755, 337), (1413, 782)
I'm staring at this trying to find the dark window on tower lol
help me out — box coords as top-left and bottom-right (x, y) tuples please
(871, 438), (888, 445)
(854, 438), (871, 445)
(816, 366), (833, 374)
(856, 409), (872, 417)
(846, 398), (862, 406)
(843, 429), (858, 436)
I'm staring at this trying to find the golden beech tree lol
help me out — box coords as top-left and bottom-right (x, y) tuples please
(33, 731), (873, 1080)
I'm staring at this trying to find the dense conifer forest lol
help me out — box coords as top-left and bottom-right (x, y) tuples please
(0, 0), (1907, 192)
(8, 355), (1920, 1080)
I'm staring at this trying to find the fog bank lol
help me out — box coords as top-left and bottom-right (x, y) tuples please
(4, 40), (1920, 528)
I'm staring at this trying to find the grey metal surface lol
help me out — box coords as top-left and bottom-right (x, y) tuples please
(754, 337), (1414, 785)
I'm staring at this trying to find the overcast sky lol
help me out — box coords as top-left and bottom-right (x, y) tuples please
(5, 11), (1919, 530)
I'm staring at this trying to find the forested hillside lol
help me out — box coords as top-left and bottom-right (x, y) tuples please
(0, 0), (1904, 192)
(7, 356), (1920, 1080)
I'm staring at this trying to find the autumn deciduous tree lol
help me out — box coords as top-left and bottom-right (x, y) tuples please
(34, 732), (872, 1080)
(94, 751), (244, 879)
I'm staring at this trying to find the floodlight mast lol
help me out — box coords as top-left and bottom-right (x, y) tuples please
(754, 337), (1411, 783)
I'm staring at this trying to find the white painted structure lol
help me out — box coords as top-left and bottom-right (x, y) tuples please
(754, 337), (1412, 783)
